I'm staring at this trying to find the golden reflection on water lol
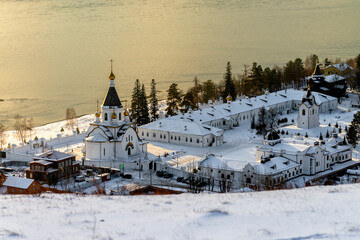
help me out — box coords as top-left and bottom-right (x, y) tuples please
(0, 0), (359, 128)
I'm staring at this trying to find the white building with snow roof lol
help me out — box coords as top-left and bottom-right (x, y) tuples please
(138, 118), (224, 147)
(198, 133), (352, 189)
(139, 89), (337, 147)
(84, 66), (147, 167)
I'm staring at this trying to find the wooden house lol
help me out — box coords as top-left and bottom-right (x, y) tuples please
(3, 176), (43, 194)
(26, 150), (80, 185)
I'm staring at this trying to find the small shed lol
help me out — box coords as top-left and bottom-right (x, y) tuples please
(3, 176), (43, 194)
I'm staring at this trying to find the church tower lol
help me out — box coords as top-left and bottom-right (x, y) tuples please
(100, 60), (124, 125)
(297, 82), (319, 129)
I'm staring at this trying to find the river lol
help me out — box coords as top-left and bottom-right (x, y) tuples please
(0, 0), (359, 129)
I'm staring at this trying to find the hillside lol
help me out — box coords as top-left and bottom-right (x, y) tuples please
(1, 184), (360, 239)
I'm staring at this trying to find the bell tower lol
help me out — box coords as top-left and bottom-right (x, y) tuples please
(101, 60), (124, 125)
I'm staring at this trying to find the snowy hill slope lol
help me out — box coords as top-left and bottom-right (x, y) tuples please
(2, 184), (360, 240)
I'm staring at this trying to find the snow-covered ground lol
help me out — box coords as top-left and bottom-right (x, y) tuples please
(2, 184), (360, 239)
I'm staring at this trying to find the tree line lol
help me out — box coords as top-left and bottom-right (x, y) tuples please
(129, 54), (360, 126)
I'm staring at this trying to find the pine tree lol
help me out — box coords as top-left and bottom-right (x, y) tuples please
(221, 62), (236, 102)
(319, 132), (323, 141)
(339, 126), (342, 134)
(202, 80), (216, 103)
(131, 79), (141, 124)
(346, 124), (357, 147)
(166, 83), (182, 117)
(250, 115), (255, 130)
(326, 129), (330, 138)
(138, 84), (150, 125)
(149, 79), (159, 121)
(181, 90), (197, 113)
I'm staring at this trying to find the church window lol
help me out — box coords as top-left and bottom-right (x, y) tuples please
(131, 136), (133, 141)
(119, 114), (121, 120)
(186, 137), (188, 142)
(142, 132), (144, 136)
(302, 109), (305, 115)
(190, 138), (192, 142)
(164, 135), (166, 139)
(153, 133), (156, 138)
(160, 134), (162, 139)
(174, 136), (177, 140)
(105, 113), (108, 121)
(171, 135), (173, 140)
(197, 139), (200, 143)
(178, 137), (181, 141)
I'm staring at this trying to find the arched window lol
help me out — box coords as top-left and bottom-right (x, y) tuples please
(119, 114), (121, 120)
(312, 109), (314, 115)
(104, 113), (108, 121)
(302, 109), (305, 116)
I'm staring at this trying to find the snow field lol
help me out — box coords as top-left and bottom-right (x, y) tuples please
(1, 184), (360, 239)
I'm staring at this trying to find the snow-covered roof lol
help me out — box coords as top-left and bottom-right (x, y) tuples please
(325, 63), (353, 72)
(140, 119), (223, 137)
(35, 150), (74, 162)
(86, 133), (109, 142)
(253, 157), (300, 175)
(199, 154), (299, 175)
(29, 160), (53, 166)
(3, 176), (35, 189)
(324, 74), (345, 83)
(199, 154), (255, 170)
(258, 142), (310, 154)
(167, 90), (336, 125)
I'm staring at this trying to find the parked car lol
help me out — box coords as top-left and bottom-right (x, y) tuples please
(163, 173), (173, 179)
(156, 171), (165, 177)
(176, 177), (184, 182)
(75, 175), (85, 182)
(122, 173), (133, 179)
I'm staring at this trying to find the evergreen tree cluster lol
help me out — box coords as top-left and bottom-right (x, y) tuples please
(131, 79), (151, 126)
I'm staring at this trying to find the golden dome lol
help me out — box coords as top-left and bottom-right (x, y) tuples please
(111, 111), (117, 119)
(226, 94), (232, 102)
(123, 109), (129, 116)
(109, 71), (115, 80)
(95, 110), (100, 118)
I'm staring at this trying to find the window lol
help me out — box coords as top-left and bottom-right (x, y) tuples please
(160, 134), (162, 139)
(186, 137), (188, 142)
(147, 132), (149, 137)
(171, 135), (173, 140)
(178, 137), (181, 141)
(104, 113), (108, 121)
(197, 139), (200, 143)
(119, 114), (121, 120)
(190, 138), (192, 142)
(302, 109), (305, 115)
(164, 135), (166, 139)
(153, 133), (156, 138)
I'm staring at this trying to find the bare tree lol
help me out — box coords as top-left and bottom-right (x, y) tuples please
(27, 118), (35, 141)
(13, 114), (28, 144)
(65, 107), (78, 132)
(0, 123), (7, 149)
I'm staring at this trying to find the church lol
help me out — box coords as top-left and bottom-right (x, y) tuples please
(309, 63), (347, 99)
(84, 64), (148, 167)
(297, 83), (319, 129)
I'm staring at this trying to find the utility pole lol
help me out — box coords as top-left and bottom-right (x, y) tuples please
(138, 158), (141, 179)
